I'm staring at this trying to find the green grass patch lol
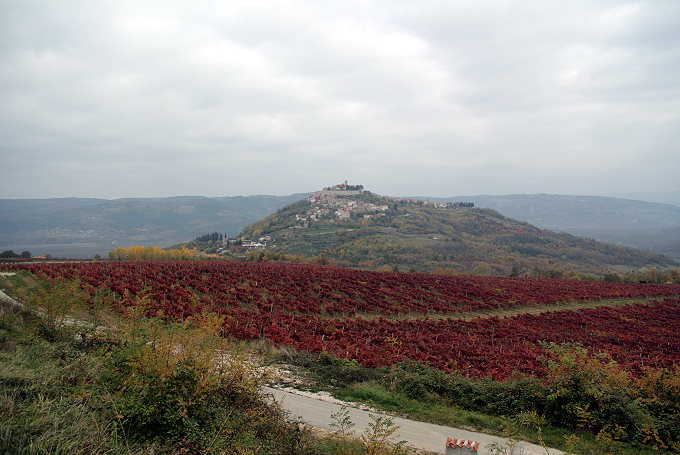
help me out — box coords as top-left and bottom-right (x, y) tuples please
(0, 311), (116, 454)
(331, 382), (661, 455)
(278, 350), (678, 455)
(335, 382), (506, 433)
(0, 270), (39, 296)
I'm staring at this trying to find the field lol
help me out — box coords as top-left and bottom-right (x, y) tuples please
(6, 260), (680, 380)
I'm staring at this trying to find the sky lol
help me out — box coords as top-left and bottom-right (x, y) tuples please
(1, 0), (679, 199)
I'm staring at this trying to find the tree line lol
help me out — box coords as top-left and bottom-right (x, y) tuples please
(0, 250), (31, 259)
(194, 232), (226, 243)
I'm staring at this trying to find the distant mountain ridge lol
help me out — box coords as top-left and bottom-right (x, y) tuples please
(0, 194), (309, 258)
(605, 190), (680, 207)
(417, 194), (680, 261)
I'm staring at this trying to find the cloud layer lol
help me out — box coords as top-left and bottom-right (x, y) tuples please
(1, 0), (679, 198)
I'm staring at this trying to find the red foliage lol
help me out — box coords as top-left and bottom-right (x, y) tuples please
(7, 261), (680, 379)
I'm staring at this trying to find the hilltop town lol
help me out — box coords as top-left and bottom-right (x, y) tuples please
(299, 181), (474, 226)
(301, 182), (389, 224)
(199, 182), (477, 254)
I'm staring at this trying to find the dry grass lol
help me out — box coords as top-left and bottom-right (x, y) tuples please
(323, 295), (680, 322)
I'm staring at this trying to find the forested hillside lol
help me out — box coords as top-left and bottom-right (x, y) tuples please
(422, 194), (680, 260)
(239, 192), (675, 276)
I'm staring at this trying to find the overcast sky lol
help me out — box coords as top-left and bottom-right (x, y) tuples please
(1, 0), (679, 199)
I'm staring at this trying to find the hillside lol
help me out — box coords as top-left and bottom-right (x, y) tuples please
(239, 189), (676, 276)
(420, 194), (680, 261)
(608, 190), (680, 207)
(3, 191), (679, 262)
(0, 194), (308, 258)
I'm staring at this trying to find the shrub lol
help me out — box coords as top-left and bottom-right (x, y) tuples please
(539, 342), (676, 450)
(106, 310), (265, 445)
(386, 361), (449, 400)
(289, 351), (381, 387)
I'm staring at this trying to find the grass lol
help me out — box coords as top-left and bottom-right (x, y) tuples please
(0, 309), (118, 454)
(0, 273), (423, 455)
(320, 294), (680, 322)
(329, 382), (662, 455)
(335, 382), (507, 432)
(3, 268), (677, 454)
(274, 349), (673, 455)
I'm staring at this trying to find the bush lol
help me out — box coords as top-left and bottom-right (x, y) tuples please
(386, 361), (449, 400)
(310, 348), (680, 452)
(466, 374), (545, 416)
(104, 310), (314, 452)
(284, 351), (381, 387)
(0, 286), (318, 454)
(28, 278), (90, 340)
(539, 342), (674, 451)
(383, 361), (545, 418)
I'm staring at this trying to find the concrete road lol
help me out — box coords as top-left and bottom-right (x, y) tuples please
(264, 387), (562, 455)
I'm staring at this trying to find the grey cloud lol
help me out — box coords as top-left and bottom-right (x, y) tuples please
(1, 0), (679, 199)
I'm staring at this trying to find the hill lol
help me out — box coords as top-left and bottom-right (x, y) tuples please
(419, 194), (680, 261)
(0, 194), (308, 258)
(239, 189), (676, 276)
(607, 190), (680, 207)
(3, 191), (679, 263)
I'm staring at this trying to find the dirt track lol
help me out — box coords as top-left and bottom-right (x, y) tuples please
(265, 386), (562, 455)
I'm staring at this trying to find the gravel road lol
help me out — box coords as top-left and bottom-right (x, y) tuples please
(265, 386), (563, 455)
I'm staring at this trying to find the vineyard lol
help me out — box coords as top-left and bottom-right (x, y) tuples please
(6, 260), (680, 380)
